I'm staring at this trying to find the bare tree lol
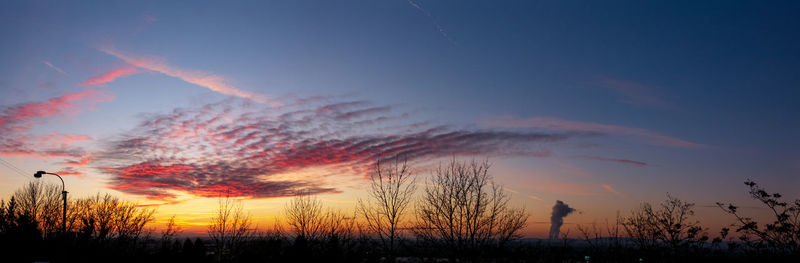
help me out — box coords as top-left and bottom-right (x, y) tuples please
(285, 191), (325, 240)
(717, 180), (800, 254)
(322, 210), (356, 241)
(10, 182), (156, 241)
(207, 196), (253, 260)
(12, 181), (62, 237)
(414, 159), (528, 254)
(622, 194), (707, 252)
(113, 198), (156, 240)
(73, 194), (155, 241)
(622, 202), (660, 250)
(357, 158), (416, 255)
(284, 191), (358, 247)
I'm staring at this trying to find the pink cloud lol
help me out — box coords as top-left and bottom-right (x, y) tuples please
(99, 46), (281, 107)
(39, 132), (92, 144)
(80, 67), (139, 87)
(0, 89), (113, 132)
(55, 167), (84, 177)
(480, 116), (705, 148)
(98, 98), (573, 201)
(0, 149), (84, 159)
(601, 184), (624, 197)
(64, 156), (93, 166)
(0, 90), (113, 159)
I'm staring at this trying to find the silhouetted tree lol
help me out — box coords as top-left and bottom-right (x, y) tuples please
(13, 181), (62, 237)
(717, 180), (800, 255)
(0, 197), (43, 261)
(322, 210), (355, 241)
(72, 193), (155, 241)
(414, 159), (529, 257)
(357, 157), (416, 257)
(576, 213), (625, 260)
(207, 195), (253, 261)
(197, 238), (208, 259)
(285, 192), (326, 240)
(182, 237), (194, 254)
(622, 194), (708, 253)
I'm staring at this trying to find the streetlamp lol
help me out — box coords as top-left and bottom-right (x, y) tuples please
(34, 171), (67, 234)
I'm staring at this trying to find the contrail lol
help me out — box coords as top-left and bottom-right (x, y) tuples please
(43, 61), (68, 76)
(407, 0), (455, 44)
(548, 200), (575, 239)
(99, 46), (281, 107)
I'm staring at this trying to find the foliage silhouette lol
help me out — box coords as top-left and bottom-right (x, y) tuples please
(0, 173), (798, 262)
(622, 194), (708, 254)
(717, 180), (800, 256)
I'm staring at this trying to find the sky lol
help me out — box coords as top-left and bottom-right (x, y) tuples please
(1, 0), (798, 237)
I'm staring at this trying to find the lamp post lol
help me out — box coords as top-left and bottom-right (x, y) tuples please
(34, 171), (67, 234)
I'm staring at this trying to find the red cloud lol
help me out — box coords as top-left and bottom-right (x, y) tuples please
(80, 67), (139, 87)
(98, 98), (573, 201)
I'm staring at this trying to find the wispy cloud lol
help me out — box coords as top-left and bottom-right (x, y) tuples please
(43, 61), (68, 76)
(55, 167), (84, 177)
(601, 184), (624, 197)
(0, 89), (113, 133)
(142, 14), (158, 23)
(97, 98), (574, 202)
(99, 46), (281, 107)
(64, 155), (93, 166)
(593, 76), (675, 109)
(573, 155), (647, 166)
(80, 67), (139, 87)
(0, 90), (113, 159)
(480, 116), (705, 148)
(407, 0), (455, 44)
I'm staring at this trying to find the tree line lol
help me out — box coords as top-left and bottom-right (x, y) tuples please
(0, 158), (798, 262)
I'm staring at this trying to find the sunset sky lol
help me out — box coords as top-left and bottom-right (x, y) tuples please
(1, 1), (798, 237)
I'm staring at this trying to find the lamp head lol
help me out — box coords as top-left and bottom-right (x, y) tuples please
(34, 171), (46, 178)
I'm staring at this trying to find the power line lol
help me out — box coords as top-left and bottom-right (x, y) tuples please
(0, 159), (29, 178)
(0, 158), (27, 175)
(0, 157), (29, 175)
(0, 156), (32, 179)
